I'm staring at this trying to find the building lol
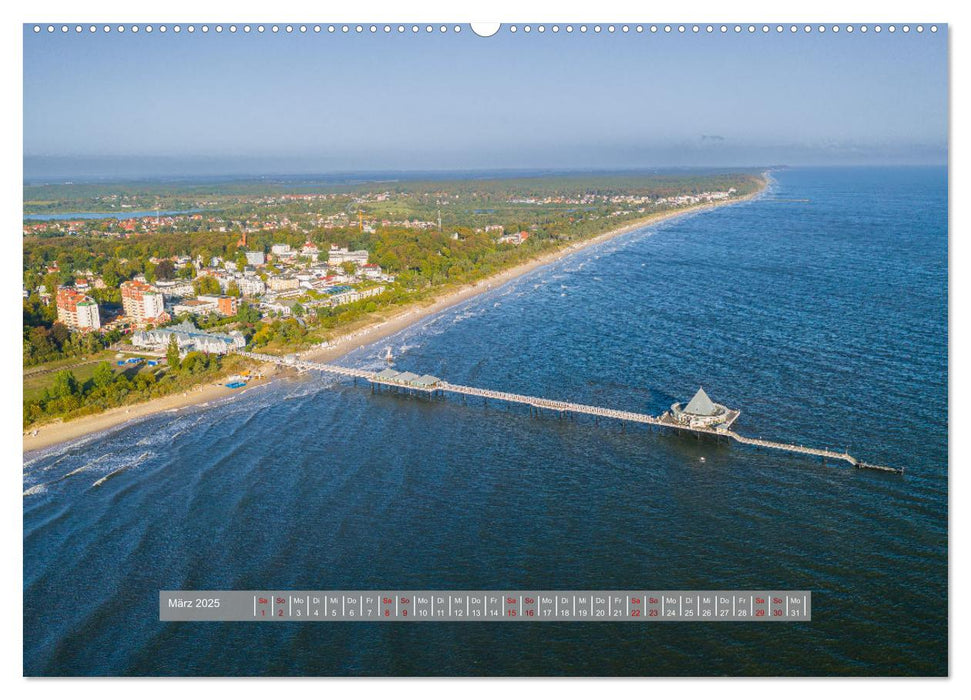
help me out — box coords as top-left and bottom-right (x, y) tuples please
(267, 276), (300, 292)
(328, 245), (369, 266)
(234, 276), (267, 297)
(330, 285), (385, 307)
(199, 295), (239, 316)
(172, 298), (218, 316)
(669, 387), (739, 429)
(498, 231), (529, 245)
(56, 287), (101, 330)
(270, 243), (291, 256)
(156, 279), (195, 299)
(245, 250), (266, 266)
(131, 320), (245, 355)
(300, 241), (320, 260)
(172, 295), (238, 317)
(121, 280), (167, 326)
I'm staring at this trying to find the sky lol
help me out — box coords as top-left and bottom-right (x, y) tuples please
(23, 24), (948, 179)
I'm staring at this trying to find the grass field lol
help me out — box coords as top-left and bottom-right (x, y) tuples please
(23, 351), (161, 402)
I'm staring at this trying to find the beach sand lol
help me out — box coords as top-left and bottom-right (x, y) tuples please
(23, 186), (765, 454)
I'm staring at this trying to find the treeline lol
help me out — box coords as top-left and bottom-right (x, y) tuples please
(23, 295), (122, 367)
(24, 348), (234, 428)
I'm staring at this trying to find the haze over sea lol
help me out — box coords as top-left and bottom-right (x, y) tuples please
(23, 167), (947, 676)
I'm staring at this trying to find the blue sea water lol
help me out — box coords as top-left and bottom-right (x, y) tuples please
(23, 167), (947, 676)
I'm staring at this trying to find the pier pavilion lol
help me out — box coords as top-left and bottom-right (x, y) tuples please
(669, 387), (740, 429)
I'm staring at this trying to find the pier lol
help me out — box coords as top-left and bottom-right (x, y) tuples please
(239, 351), (903, 475)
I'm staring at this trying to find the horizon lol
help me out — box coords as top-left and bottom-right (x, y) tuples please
(24, 24), (947, 178)
(22, 161), (945, 187)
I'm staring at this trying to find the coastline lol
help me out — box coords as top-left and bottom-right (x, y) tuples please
(23, 180), (766, 455)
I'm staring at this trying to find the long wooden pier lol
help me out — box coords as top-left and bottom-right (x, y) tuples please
(240, 351), (903, 474)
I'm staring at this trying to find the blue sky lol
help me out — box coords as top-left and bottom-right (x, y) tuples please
(23, 25), (948, 177)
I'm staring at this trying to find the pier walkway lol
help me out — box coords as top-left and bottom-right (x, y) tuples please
(239, 351), (902, 474)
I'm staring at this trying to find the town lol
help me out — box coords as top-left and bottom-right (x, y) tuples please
(23, 173), (762, 429)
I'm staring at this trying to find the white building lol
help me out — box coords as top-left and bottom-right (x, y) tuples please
(245, 250), (266, 266)
(328, 245), (369, 266)
(156, 280), (195, 298)
(56, 287), (101, 331)
(330, 285), (385, 307)
(131, 321), (245, 355)
(234, 276), (267, 297)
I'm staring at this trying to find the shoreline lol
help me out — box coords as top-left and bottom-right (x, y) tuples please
(23, 180), (766, 455)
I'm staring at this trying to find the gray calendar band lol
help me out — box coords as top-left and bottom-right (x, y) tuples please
(160, 590), (811, 621)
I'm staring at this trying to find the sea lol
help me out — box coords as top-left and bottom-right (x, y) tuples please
(23, 167), (948, 676)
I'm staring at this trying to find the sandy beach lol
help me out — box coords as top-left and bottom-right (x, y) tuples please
(24, 184), (765, 455)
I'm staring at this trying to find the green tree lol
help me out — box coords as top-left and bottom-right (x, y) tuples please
(50, 322), (71, 349)
(92, 361), (115, 389)
(226, 281), (241, 298)
(155, 259), (176, 280)
(193, 276), (221, 295)
(166, 335), (181, 371)
(340, 261), (356, 276)
(51, 370), (78, 399)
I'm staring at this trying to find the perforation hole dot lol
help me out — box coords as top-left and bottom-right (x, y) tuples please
(903, 25), (911, 33)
